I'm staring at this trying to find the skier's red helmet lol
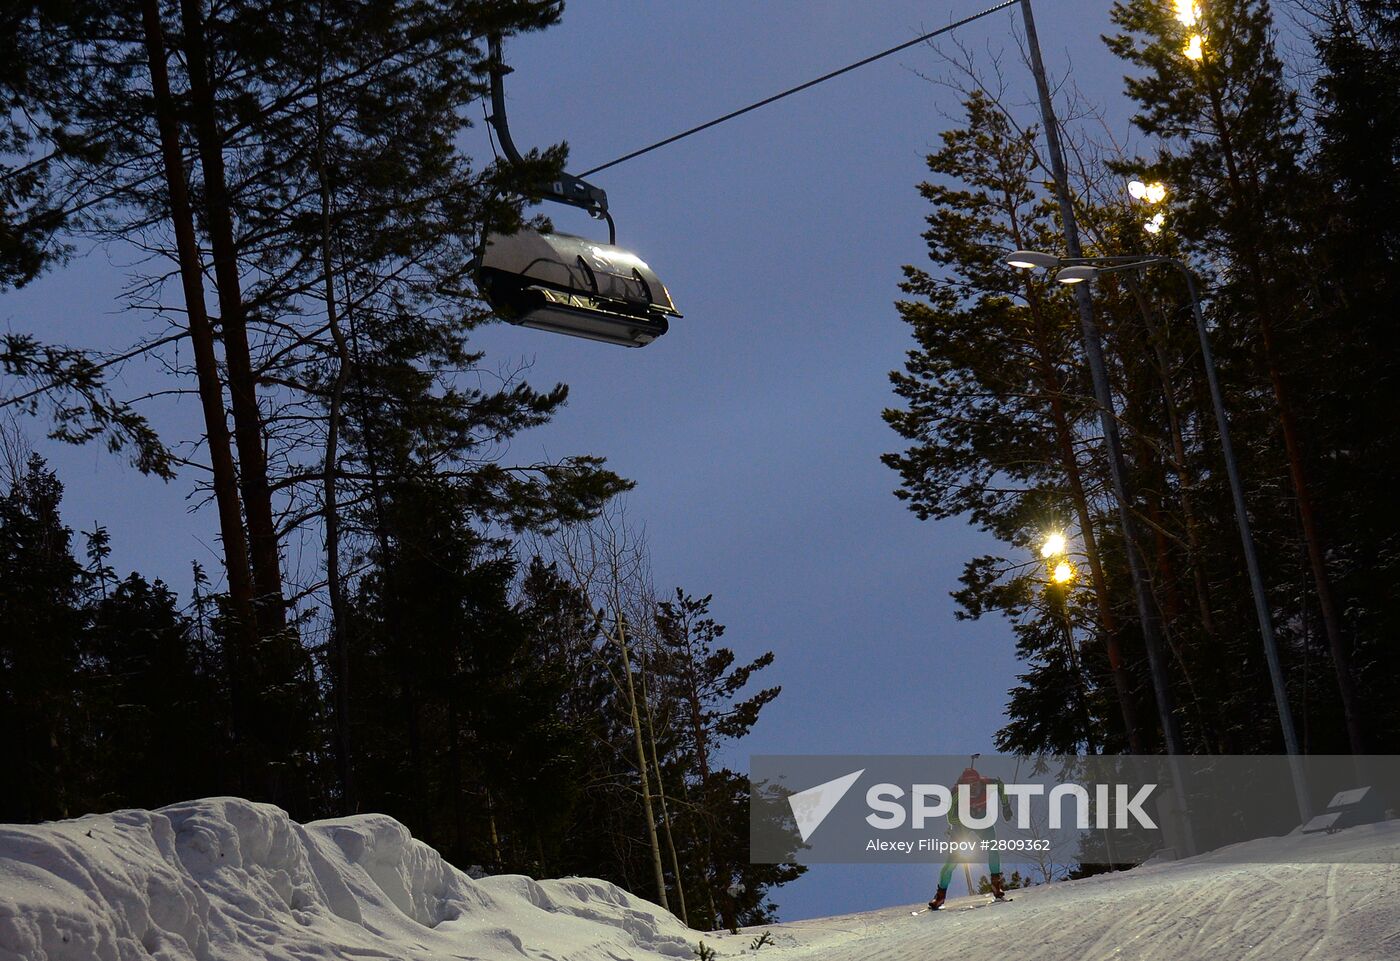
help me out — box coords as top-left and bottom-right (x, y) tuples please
(957, 767), (988, 813)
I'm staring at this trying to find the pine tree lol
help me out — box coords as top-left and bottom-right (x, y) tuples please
(653, 589), (786, 930)
(882, 91), (1150, 751)
(0, 0), (100, 288)
(0, 454), (87, 820)
(81, 573), (230, 810)
(1108, 0), (1367, 752)
(343, 467), (607, 870)
(3, 0), (619, 812)
(1297, 1), (1400, 746)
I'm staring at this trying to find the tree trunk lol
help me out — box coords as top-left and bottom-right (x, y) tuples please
(487, 790), (503, 868)
(639, 643), (687, 923)
(1142, 479), (1212, 749)
(1053, 591), (1097, 753)
(614, 619), (669, 910)
(176, 0), (286, 637)
(314, 31), (355, 810)
(680, 665), (720, 928)
(139, 0), (257, 782)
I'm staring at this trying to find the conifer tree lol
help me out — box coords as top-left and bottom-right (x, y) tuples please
(0, 0), (98, 287)
(882, 91), (1150, 751)
(82, 573), (230, 810)
(1298, 0), (1400, 745)
(0, 454), (86, 821)
(653, 589), (786, 930)
(1107, 0), (1367, 752)
(3, 0), (620, 810)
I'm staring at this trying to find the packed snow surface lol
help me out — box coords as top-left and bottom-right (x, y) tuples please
(2, 797), (1397, 961)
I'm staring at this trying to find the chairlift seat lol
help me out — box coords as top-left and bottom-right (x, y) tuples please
(477, 229), (680, 347)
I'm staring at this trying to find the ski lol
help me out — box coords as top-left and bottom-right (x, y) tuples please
(915, 897), (1013, 915)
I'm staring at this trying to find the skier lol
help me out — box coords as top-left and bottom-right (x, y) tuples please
(928, 764), (1014, 911)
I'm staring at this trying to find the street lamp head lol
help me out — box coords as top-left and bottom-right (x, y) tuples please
(1055, 265), (1099, 284)
(1127, 180), (1148, 200)
(1052, 560), (1076, 585)
(1005, 250), (1060, 271)
(1041, 532), (1067, 559)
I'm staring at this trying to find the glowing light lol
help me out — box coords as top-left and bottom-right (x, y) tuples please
(1184, 34), (1205, 61)
(1144, 211), (1166, 234)
(1041, 532), (1068, 558)
(1055, 265), (1098, 284)
(1052, 561), (1076, 584)
(1174, 0), (1200, 27)
(1129, 180), (1167, 205)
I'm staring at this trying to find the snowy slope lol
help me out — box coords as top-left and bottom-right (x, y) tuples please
(2, 797), (1397, 961)
(716, 820), (1400, 961)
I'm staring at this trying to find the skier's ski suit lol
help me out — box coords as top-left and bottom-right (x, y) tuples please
(937, 768), (1009, 892)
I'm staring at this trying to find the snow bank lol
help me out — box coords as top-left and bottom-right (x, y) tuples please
(5, 797), (1397, 961)
(0, 797), (696, 961)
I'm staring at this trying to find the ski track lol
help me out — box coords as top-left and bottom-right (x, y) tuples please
(2, 799), (1398, 961)
(704, 827), (1400, 961)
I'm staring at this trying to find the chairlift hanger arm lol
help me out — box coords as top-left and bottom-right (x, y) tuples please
(475, 35), (672, 347)
(487, 34), (610, 221)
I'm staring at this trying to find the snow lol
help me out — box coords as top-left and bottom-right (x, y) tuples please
(3, 797), (1398, 961)
(0, 797), (694, 961)
(730, 822), (1400, 961)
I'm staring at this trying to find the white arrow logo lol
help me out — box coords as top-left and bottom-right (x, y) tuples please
(788, 769), (864, 842)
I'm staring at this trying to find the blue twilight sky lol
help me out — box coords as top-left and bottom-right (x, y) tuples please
(2, 1), (1143, 921)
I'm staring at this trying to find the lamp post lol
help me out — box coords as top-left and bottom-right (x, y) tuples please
(1010, 250), (1313, 822)
(1018, 0), (1181, 767)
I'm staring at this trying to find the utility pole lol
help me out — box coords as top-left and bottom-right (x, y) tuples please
(1177, 262), (1311, 819)
(1018, 0), (1195, 854)
(1049, 254), (1315, 822)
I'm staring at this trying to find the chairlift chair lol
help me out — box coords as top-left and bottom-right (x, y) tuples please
(476, 36), (680, 347)
(476, 230), (679, 347)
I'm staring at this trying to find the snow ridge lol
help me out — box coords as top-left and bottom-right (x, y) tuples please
(0, 796), (695, 961)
